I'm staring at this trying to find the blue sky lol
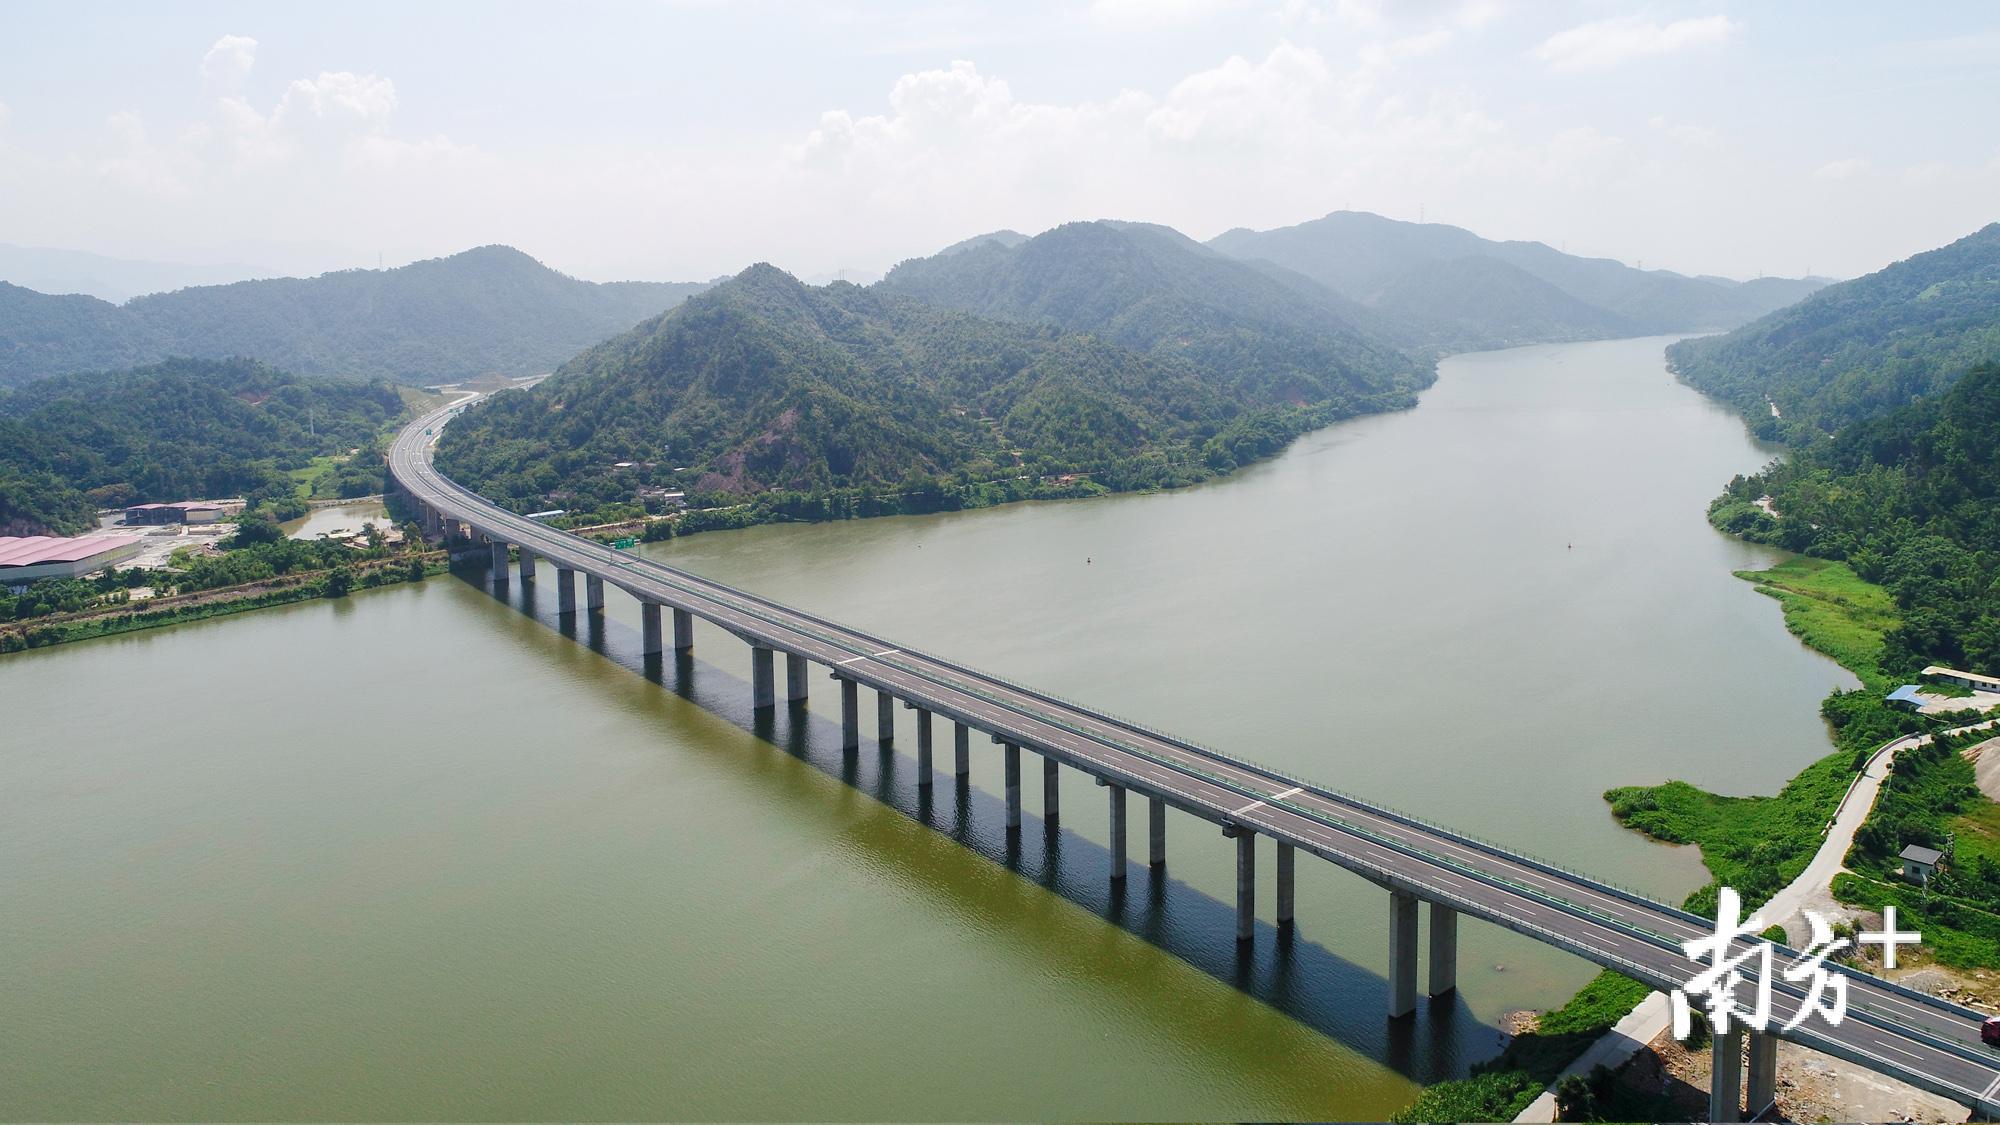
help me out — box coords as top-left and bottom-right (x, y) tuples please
(1, 1), (1995, 283)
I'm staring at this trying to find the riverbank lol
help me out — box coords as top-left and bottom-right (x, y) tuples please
(1395, 539), (1916, 1120)
(0, 551), (445, 654)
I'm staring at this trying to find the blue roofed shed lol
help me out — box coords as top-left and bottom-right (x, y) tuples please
(1886, 685), (1927, 711)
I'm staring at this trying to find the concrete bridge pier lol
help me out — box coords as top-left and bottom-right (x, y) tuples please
(751, 646), (775, 711)
(1231, 827), (1255, 943)
(1746, 1029), (1777, 1120)
(585, 575), (604, 614)
(488, 539), (508, 578)
(1149, 796), (1166, 868)
(837, 677), (859, 750)
(1003, 742), (1022, 831)
(1107, 783), (1127, 878)
(1710, 1026), (1745, 1123)
(1043, 757), (1060, 826)
(1429, 903), (1458, 997)
(953, 723), (970, 778)
(672, 607), (693, 652)
(641, 602), (663, 655)
(876, 691), (895, 746)
(914, 709), (934, 786)
(518, 549), (536, 581)
(556, 568), (577, 616)
(785, 653), (808, 703)
(1276, 842), (1295, 929)
(1388, 891), (1419, 1018)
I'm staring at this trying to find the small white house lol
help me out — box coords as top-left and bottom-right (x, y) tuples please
(1901, 844), (1942, 884)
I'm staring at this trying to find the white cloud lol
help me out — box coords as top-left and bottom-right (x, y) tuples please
(1147, 43), (1330, 145)
(278, 72), (399, 127)
(1648, 114), (1718, 147)
(1813, 157), (1870, 181)
(201, 35), (259, 94)
(1535, 15), (1738, 71)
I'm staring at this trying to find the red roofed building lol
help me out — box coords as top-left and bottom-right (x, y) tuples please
(0, 536), (144, 590)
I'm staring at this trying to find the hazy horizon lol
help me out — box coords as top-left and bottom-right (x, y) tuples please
(3, 1), (1996, 287)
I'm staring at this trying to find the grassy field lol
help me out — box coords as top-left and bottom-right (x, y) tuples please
(1951, 789), (2000, 870)
(1733, 556), (1901, 692)
(1606, 752), (1855, 915)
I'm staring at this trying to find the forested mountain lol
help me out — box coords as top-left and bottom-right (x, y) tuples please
(437, 262), (1427, 522)
(933, 230), (1028, 256)
(1207, 210), (1823, 350)
(1667, 223), (2000, 441)
(1365, 255), (1639, 346)
(876, 220), (1426, 405)
(1713, 361), (2000, 675)
(0, 246), (710, 388)
(0, 358), (410, 535)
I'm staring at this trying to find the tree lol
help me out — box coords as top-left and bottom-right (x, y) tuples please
(324, 566), (354, 598)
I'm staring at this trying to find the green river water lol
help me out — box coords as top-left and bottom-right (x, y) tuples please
(0, 336), (1856, 1120)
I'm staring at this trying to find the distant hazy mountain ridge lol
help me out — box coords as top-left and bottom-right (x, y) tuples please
(0, 246), (709, 388)
(1208, 210), (1824, 350)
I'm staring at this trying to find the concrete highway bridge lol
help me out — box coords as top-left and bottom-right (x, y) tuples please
(390, 398), (2000, 1121)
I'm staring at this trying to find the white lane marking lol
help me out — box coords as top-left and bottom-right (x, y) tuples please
(1982, 1072), (2000, 1102)
(836, 648), (900, 666)
(1271, 786), (1303, 801)
(1230, 798), (1266, 817)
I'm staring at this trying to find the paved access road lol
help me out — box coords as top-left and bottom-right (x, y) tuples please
(390, 398), (2000, 1114)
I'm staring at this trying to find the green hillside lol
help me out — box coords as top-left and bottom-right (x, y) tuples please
(876, 220), (1426, 407)
(1668, 223), (2000, 440)
(1713, 360), (2000, 674)
(0, 357), (411, 534)
(436, 262), (1418, 525)
(0, 246), (708, 388)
